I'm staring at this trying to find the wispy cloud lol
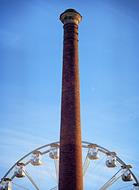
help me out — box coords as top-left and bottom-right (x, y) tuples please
(0, 128), (52, 174)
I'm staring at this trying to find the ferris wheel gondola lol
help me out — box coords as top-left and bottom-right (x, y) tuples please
(0, 141), (139, 190)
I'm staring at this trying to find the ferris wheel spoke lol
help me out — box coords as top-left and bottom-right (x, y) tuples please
(54, 159), (59, 182)
(91, 155), (105, 172)
(23, 170), (40, 190)
(42, 164), (58, 182)
(49, 186), (57, 190)
(83, 152), (90, 176)
(99, 168), (123, 190)
(1, 141), (138, 190)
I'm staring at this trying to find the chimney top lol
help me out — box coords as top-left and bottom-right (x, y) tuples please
(60, 8), (82, 25)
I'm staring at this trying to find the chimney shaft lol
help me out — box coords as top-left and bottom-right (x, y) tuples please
(59, 9), (83, 190)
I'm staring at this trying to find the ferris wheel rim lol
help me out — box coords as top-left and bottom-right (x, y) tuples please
(1, 141), (139, 189)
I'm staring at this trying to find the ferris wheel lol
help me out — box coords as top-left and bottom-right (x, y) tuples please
(0, 141), (139, 190)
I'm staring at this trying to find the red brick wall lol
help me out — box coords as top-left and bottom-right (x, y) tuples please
(59, 23), (83, 190)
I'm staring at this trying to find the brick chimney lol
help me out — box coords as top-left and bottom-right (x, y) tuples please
(59, 9), (83, 190)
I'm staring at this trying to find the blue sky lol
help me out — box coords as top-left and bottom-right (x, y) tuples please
(0, 0), (139, 189)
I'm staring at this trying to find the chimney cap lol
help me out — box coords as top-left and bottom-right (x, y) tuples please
(64, 8), (79, 13)
(60, 8), (82, 25)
